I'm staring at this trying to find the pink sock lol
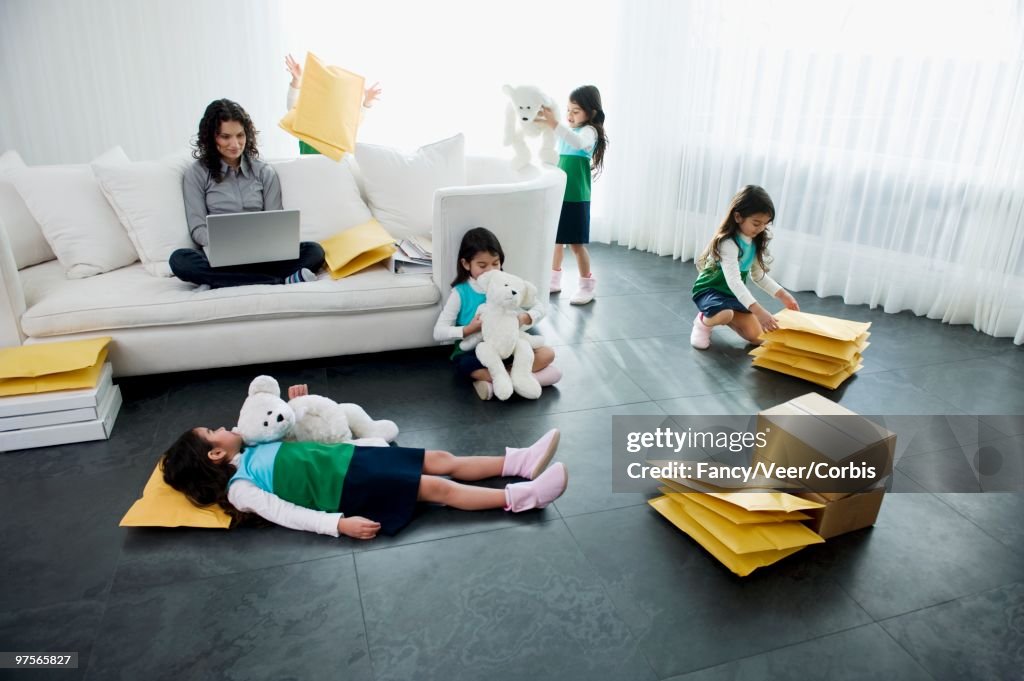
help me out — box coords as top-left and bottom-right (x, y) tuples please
(533, 365), (562, 387)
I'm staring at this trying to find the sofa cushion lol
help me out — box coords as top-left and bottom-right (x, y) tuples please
(19, 261), (439, 337)
(12, 147), (139, 279)
(355, 134), (465, 240)
(271, 155), (372, 241)
(0, 150), (56, 269)
(92, 159), (193, 277)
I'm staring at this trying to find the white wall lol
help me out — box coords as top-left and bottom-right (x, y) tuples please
(0, 0), (616, 164)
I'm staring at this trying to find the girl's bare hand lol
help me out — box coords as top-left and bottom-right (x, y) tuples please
(338, 516), (380, 539)
(287, 384), (309, 399)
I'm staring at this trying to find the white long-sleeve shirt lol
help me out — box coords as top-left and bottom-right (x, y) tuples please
(719, 236), (782, 309)
(553, 123), (597, 152)
(226, 454), (342, 536)
(432, 277), (547, 343)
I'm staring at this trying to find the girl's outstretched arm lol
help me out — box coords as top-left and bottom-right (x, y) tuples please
(228, 480), (343, 536)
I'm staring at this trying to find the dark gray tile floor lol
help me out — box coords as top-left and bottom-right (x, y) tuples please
(2, 243), (1022, 680)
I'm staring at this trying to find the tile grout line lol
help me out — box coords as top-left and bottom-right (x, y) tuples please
(349, 551), (379, 681)
(650, 620), (940, 681)
(556, 514), (663, 681)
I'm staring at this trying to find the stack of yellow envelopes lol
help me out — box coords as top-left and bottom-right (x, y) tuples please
(751, 309), (870, 389)
(650, 477), (825, 577)
(279, 52), (365, 161)
(0, 337), (122, 450)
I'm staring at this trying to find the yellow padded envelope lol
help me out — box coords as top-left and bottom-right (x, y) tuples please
(661, 476), (825, 513)
(752, 356), (863, 390)
(0, 338), (111, 396)
(649, 496), (805, 577)
(0, 336), (111, 378)
(759, 330), (869, 362)
(773, 309), (871, 341)
(760, 340), (869, 365)
(658, 484), (811, 523)
(320, 219), (397, 279)
(279, 52), (364, 161)
(666, 493), (824, 554)
(120, 462), (232, 529)
(749, 345), (854, 376)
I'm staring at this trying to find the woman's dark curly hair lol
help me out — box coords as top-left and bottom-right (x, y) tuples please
(160, 428), (259, 527)
(192, 99), (260, 183)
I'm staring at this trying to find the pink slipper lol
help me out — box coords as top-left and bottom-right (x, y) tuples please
(502, 428), (560, 479)
(532, 365), (562, 387)
(504, 463), (568, 511)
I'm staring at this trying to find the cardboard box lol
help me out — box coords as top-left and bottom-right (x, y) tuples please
(796, 486), (886, 539)
(753, 392), (895, 500)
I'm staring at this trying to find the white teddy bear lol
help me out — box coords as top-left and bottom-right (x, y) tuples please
(460, 271), (545, 400)
(233, 375), (399, 447)
(502, 84), (559, 170)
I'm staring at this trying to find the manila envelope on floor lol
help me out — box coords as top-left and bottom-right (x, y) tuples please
(0, 337), (112, 397)
(648, 495), (807, 577)
(658, 489), (825, 554)
(753, 392), (895, 500)
(795, 486), (886, 539)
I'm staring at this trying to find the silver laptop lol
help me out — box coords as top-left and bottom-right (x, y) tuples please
(204, 210), (300, 268)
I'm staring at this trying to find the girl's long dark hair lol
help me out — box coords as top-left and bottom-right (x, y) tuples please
(160, 429), (257, 527)
(451, 227), (505, 286)
(697, 185), (775, 274)
(192, 99), (259, 183)
(569, 85), (608, 178)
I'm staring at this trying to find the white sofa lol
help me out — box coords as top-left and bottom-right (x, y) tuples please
(0, 150), (566, 377)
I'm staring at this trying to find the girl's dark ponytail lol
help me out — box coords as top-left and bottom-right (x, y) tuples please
(569, 85), (608, 178)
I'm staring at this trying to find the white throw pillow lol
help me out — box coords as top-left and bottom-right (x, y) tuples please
(271, 155), (372, 242)
(0, 150), (55, 269)
(93, 159), (192, 277)
(12, 147), (138, 278)
(354, 134), (465, 240)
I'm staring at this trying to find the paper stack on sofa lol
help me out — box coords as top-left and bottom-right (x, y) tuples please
(0, 337), (121, 450)
(650, 392), (895, 576)
(750, 309), (870, 389)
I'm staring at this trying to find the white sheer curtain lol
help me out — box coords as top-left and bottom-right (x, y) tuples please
(0, 0), (290, 164)
(596, 0), (1024, 343)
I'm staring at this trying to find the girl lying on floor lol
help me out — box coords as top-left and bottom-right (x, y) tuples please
(160, 414), (566, 539)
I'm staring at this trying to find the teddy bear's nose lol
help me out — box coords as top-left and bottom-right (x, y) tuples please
(276, 414), (284, 422)
(511, 289), (518, 295)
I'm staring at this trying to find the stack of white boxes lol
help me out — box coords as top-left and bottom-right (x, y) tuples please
(0, 363), (121, 451)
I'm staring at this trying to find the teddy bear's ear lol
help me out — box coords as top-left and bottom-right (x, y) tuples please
(249, 375), (280, 397)
(502, 84), (514, 97)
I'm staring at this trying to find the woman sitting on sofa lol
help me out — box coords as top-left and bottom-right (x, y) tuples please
(169, 98), (326, 289)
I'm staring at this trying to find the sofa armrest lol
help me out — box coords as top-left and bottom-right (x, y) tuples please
(432, 165), (566, 307)
(0, 221), (27, 346)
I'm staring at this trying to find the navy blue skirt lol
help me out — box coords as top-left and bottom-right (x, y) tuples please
(339, 445), (424, 535)
(555, 201), (590, 244)
(692, 289), (750, 317)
